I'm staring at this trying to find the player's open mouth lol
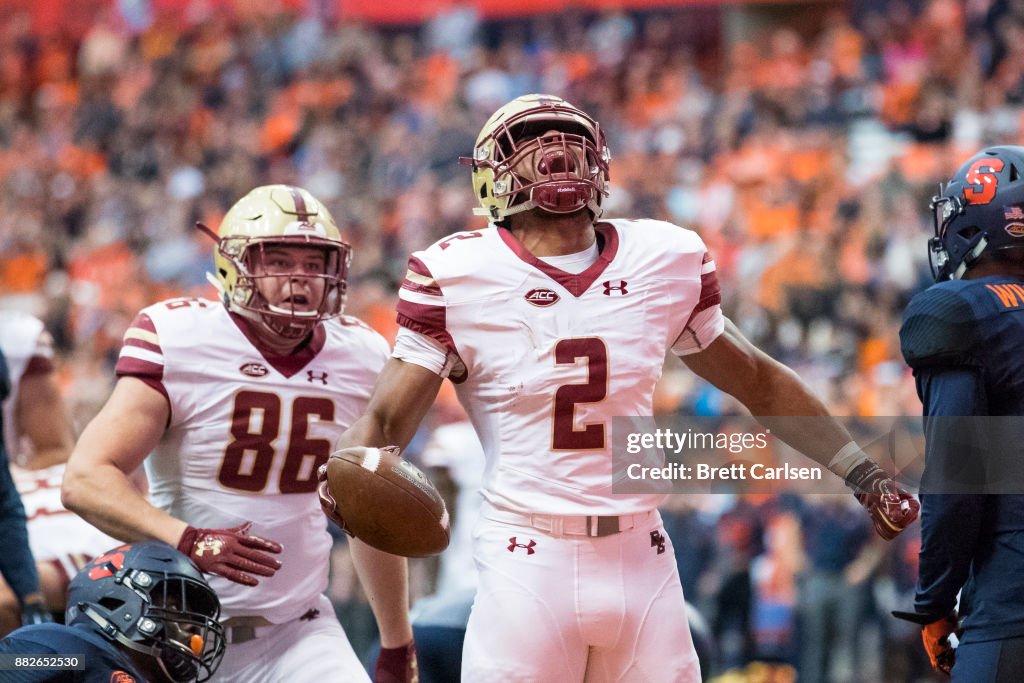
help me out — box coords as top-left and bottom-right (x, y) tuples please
(283, 294), (309, 306)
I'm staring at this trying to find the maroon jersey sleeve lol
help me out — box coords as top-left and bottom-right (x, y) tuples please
(395, 255), (459, 355)
(114, 311), (168, 400)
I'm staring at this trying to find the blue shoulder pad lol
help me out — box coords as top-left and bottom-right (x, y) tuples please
(900, 285), (978, 370)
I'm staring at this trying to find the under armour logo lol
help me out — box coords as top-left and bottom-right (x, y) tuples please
(650, 530), (666, 555)
(602, 280), (628, 296)
(299, 608), (320, 621)
(307, 371), (329, 384)
(194, 537), (224, 557)
(508, 537), (536, 555)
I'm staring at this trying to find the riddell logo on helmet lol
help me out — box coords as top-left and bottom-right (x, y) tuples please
(239, 362), (269, 377)
(1006, 223), (1024, 237)
(524, 288), (560, 307)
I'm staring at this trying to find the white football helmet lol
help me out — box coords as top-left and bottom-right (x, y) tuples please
(461, 94), (611, 223)
(198, 185), (351, 340)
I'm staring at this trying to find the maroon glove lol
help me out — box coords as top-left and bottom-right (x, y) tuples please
(845, 460), (920, 540)
(177, 522), (282, 586)
(316, 463), (354, 536)
(374, 641), (418, 683)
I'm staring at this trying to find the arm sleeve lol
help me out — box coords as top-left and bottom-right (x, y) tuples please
(393, 327), (465, 379)
(672, 250), (725, 356)
(395, 254), (467, 381)
(913, 367), (988, 619)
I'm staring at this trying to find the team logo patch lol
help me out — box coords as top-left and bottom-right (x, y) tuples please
(110, 672), (137, 683)
(1006, 222), (1024, 237)
(650, 530), (666, 555)
(508, 537), (537, 555)
(194, 537), (224, 557)
(602, 280), (628, 296)
(240, 362), (269, 377)
(88, 551), (127, 580)
(524, 288), (559, 307)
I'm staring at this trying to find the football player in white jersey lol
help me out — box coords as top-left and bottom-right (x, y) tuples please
(62, 186), (417, 683)
(320, 95), (920, 682)
(0, 310), (115, 635)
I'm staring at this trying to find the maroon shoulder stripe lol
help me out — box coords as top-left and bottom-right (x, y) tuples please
(406, 256), (434, 279)
(123, 337), (162, 354)
(401, 279), (443, 295)
(694, 269), (722, 313)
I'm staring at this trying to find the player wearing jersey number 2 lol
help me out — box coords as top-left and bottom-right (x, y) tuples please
(321, 94), (919, 682)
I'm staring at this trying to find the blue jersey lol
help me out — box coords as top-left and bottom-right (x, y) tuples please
(0, 622), (145, 682)
(900, 275), (1024, 643)
(0, 346), (40, 603)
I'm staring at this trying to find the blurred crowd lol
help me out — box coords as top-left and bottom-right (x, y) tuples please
(1, 0), (1020, 680)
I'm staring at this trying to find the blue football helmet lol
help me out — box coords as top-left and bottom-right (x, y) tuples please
(930, 145), (1024, 280)
(66, 541), (225, 683)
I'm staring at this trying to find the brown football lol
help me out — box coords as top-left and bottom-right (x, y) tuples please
(326, 446), (450, 557)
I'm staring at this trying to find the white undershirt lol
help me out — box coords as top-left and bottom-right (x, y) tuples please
(536, 241), (600, 274)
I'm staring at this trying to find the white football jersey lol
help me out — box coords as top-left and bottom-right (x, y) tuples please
(396, 219), (723, 515)
(116, 299), (389, 622)
(12, 462), (119, 578)
(0, 309), (53, 464)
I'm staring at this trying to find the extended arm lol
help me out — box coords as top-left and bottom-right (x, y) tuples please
(62, 377), (281, 586)
(681, 319), (854, 462)
(337, 357), (445, 450)
(0, 449), (41, 610)
(682, 319), (919, 539)
(61, 377), (181, 544)
(334, 358), (443, 679)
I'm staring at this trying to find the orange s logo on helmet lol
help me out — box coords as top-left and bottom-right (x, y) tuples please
(964, 158), (1005, 205)
(110, 671), (137, 683)
(88, 551), (127, 580)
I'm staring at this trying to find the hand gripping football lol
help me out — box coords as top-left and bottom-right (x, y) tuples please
(325, 446), (450, 557)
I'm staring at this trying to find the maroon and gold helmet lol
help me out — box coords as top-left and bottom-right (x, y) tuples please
(203, 185), (352, 339)
(462, 94), (611, 223)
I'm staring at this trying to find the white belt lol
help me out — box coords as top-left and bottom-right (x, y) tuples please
(483, 504), (654, 538)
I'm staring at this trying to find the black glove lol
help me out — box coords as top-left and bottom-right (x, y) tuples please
(893, 610), (958, 676)
(846, 460), (920, 540)
(374, 640), (418, 683)
(20, 593), (53, 626)
(177, 522), (282, 586)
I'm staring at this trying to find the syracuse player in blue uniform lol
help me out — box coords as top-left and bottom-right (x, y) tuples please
(0, 541), (225, 683)
(896, 145), (1024, 681)
(0, 346), (49, 631)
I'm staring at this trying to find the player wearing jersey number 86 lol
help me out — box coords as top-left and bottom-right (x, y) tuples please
(62, 185), (417, 683)
(334, 93), (917, 682)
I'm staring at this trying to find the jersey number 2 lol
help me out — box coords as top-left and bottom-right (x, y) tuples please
(218, 391), (334, 493)
(552, 338), (608, 450)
